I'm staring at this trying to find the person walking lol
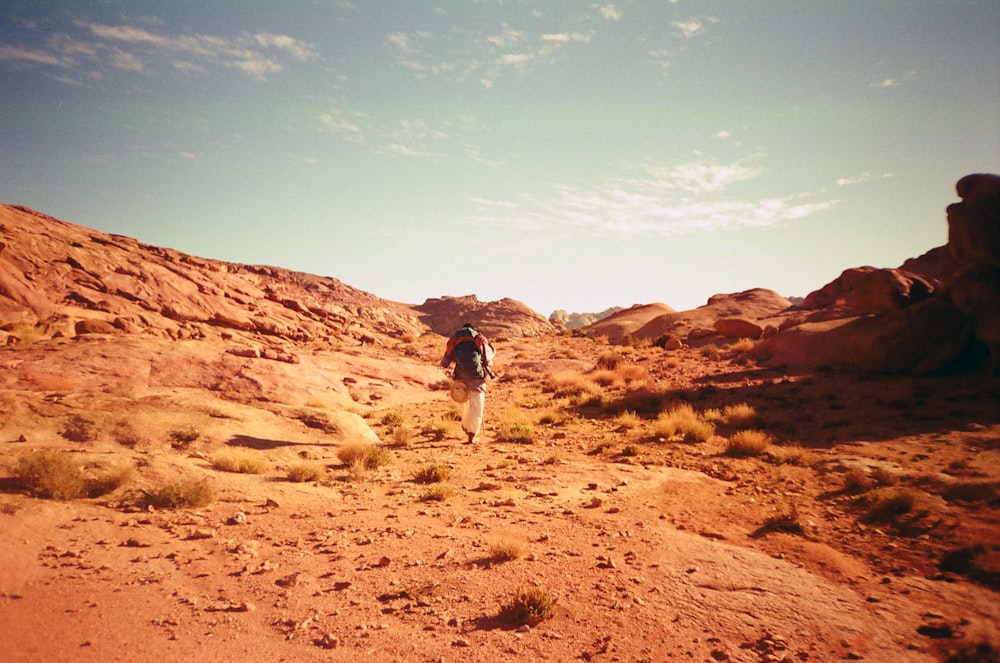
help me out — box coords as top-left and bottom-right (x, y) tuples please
(440, 323), (495, 443)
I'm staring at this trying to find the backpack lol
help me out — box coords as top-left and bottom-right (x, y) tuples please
(448, 327), (495, 380)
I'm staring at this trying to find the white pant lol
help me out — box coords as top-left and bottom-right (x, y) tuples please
(462, 380), (487, 435)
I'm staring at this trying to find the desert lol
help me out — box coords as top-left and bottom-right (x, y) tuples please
(0, 174), (997, 663)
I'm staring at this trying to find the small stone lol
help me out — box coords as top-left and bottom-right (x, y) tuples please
(452, 638), (472, 647)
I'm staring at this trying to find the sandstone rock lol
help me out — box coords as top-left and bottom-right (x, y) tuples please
(415, 294), (553, 338)
(74, 319), (119, 335)
(948, 173), (1000, 268)
(845, 298), (972, 374)
(802, 267), (934, 315)
(714, 318), (764, 339)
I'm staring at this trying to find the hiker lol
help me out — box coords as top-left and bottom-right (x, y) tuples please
(440, 323), (496, 443)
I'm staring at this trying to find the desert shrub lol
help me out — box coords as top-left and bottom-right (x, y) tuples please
(391, 425), (413, 446)
(620, 444), (640, 457)
(545, 370), (602, 399)
(653, 403), (715, 442)
(498, 586), (557, 627)
(140, 477), (214, 509)
(870, 467), (898, 487)
(84, 462), (136, 497)
(16, 450), (85, 500)
(701, 408), (724, 423)
(421, 420), (450, 441)
(112, 422), (144, 448)
(860, 487), (924, 524)
(614, 410), (642, 430)
(487, 537), (525, 563)
(724, 429), (771, 457)
(419, 484), (455, 502)
(765, 445), (817, 467)
(537, 408), (572, 426)
(496, 412), (535, 443)
(604, 386), (667, 416)
(590, 369), (621, 388)
(379, 411), (405, 427)
(843, 469), (876, 493)
(169, 426), (200, 449)
(542, 454), (560, 465)
(731, 337), (756, 353)
(211, 451), (268, 474)
(596, 351), (622, 370)
(414, 463), (452, 484)
(399, 332), (419, 344)
(61, 415), (96, 442)
(286, 461), (325, 483)
(722, 403), (757, 426)
(616, 363), (651, 386)
(337, 442), (392, 470)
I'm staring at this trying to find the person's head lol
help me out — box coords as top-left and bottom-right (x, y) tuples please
(462, 322), (475, 330)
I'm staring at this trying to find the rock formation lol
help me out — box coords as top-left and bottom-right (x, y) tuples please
(757, 173), (1000, 374)
(413, 294), (554, 339)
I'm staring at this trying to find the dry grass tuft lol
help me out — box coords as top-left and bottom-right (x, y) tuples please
(16, 450), (85, 500)
(596, 351), (623, 370)
(496, 411), (535, 443)
(613, 410), (642, 430)
(653, 403), (715, 442)
(61, 414), (97, 442)
(487, 537), (526, 563)
(211, 450), (268, 474)
(414, 463), (452, 484)
(391, 425), (413, 446)
(722, 402), (757, 426)
(419, 484), (456, 502)
(379, 411), (405, 427)
(724, 429), (771, 457)
(859, 487), (925, 524)
(498, 586), (557, 626)
(286, 461), (325, 483)
(731, 337), (756, 353)
(15, 451), (133, 500)
(545, 370), (602, 399)
(139, 477), (215, 509)
(337, 442), (392, 470)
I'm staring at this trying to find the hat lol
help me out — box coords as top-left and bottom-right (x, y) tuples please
(449, 380), (469, 403)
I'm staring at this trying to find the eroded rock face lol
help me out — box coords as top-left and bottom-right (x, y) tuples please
(948, 173), (1000, 269)
(763, 172), (1000, 374)
(414, 294), (554, 338)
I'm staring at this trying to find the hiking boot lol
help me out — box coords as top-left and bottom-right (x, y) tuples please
(467, 432), (476, 444)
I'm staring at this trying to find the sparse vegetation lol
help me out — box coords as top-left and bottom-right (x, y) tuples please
(61, 414), (96, 442)
(16, 450), (85, 499)
(722, 402), (757, 426)
(286, 461), (325, 483)
(731, 337), (756, 353)
(545, 369), (602, 399)
(211, 450), (268, 474)
(724, 429), (771, 457)
(419, 484), (455, 502)
(337, 442), (392, 470)
(138, 477), (215, 509)
(653, 403), (715, 442)
(15, 451), (133, 500)
(859, 487), (925, 524)
(379, 411), (405, 427)
(169, 426), (200, 449)
(498, 586), (557, 626)
(495, 411), (535, 443)
(391, 425), (413, 446)
(487, 537), (525, 563)
(613, 410), (641, 430)
(414, 463), (452, 484)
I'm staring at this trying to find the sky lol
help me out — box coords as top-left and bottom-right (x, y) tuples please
(1, 1), (998, 317)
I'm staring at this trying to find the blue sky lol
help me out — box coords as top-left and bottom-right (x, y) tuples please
(1, 1), (998, 316)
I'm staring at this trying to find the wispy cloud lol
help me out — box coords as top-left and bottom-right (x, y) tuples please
(385, 22), (594, 88)
(0, 21), (315, 83)
(599, 4), (623, 21)
(670, 17), (719, 39)
(869, 71), (917, 88)
(835, 172), (893, 186)
(469, 157), (836, 237)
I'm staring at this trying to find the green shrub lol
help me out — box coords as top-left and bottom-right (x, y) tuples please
(498, 586), (557, 626)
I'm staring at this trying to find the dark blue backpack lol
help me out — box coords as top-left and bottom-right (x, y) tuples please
(453, 336), (485, 380)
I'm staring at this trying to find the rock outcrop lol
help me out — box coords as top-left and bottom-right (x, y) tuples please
(758, 173), (1000, 374)
(0, 203), (426, 349)
(413, 294), (554, 338)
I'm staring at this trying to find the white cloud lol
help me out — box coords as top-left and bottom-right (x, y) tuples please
(600, 4), (622, 21)
(1, 21), (315, 83)
(469, 157), (835, 238)
(670, 16), (719, 39)
(836, 172), (893, 186)
(869, 71), (917, 88)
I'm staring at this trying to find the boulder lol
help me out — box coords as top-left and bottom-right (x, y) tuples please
(801, 267), (934, 315)
(947, 173), (1000, 269)
(845, 299), (973, 374)
(714, 317), (764, 339)
(75, 319), (119, 335)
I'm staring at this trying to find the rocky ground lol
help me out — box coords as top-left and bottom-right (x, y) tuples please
(1, 330), (997, 663)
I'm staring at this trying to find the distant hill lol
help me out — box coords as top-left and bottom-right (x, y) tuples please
(549, 306), (624, 330)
